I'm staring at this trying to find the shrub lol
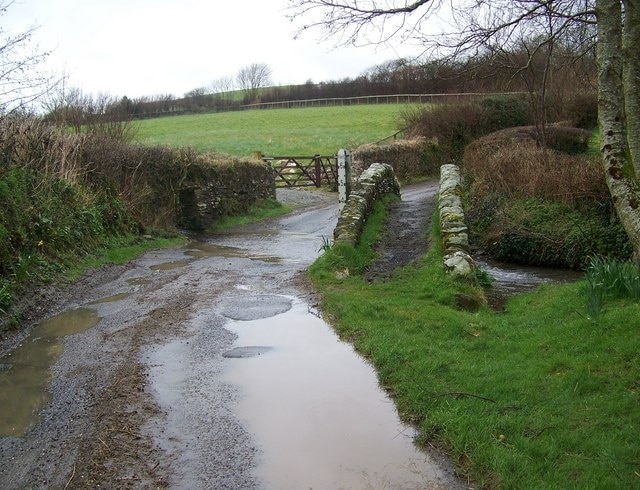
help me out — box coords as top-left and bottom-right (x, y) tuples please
(401, 95), (533, 161)
(463, 127), (631, 268)
(479, 95), (531, 132)
(463, 128), (606, 205)
(0, 166), (139, 277)
(543, 126), (592, 154)
(470, 197), (631, 268)
(563, 91), (599, 129)
(402, 102), (484, 161)
(352, 137), (439, 181)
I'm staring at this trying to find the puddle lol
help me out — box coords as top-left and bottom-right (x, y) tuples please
(183, 241), (282, 263)
(89, 292), (130, 304)
(150, 258), (192, 271)
(183, 241), (247, 259)
(224, 299), (456, 489)
(0, 308), (99, 436)
(127, 277), (151, 286)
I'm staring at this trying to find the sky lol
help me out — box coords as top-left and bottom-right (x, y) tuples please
(3, 0), (422, 100)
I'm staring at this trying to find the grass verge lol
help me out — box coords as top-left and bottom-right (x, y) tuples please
(309, 202), (640, 488)
(65, 234), (186, 281)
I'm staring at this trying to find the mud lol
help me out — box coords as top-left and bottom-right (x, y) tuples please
(0, 183), (463, 489)
(366, 181), (438, 282)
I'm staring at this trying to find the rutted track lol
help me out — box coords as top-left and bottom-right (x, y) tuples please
(0, 185), (462, 489)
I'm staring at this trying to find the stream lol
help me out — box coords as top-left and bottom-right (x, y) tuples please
(475, 256), (583, 309)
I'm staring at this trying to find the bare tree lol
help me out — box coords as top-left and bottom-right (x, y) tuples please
(44, 85), (138, 141)
(209, 75), (236, 95)
(236, 62), (273, 102)
(0, 1), (59, 113)
(288, 0), (640, 259)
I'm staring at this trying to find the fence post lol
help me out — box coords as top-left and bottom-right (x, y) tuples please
(337, 149), (352, 211)
(314, 154), (322, 187)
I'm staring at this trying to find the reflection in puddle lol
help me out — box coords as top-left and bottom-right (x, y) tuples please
(224, 299), (454, 489)
(222, 346), (273, 358)
(89, 292), (130, 304)
(150, 259), (191, 271)
(183, 242), (245, 259)
(0, 308), (99, 436)
(183, 241), (282, 264)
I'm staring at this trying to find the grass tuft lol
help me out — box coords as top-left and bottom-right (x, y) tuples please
(584, 256), (640, 318)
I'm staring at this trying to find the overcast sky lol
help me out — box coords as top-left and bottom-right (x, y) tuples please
(3, 0), (422, 99)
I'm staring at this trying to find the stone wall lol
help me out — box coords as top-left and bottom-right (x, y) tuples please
(178, 156), (276, 230)
(352, 138), (440, 181)
(438, 164), (475, 277)
(333, 162), (400, 246)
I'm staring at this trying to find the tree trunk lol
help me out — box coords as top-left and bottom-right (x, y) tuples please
(623, 0), (640, 177)
(597, 0), (640, 259)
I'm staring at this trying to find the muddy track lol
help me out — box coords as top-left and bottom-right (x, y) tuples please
(366, 181), (439, 282)
(0, 184), (462, 490)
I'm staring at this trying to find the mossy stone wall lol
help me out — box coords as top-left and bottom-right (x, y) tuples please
(333, 162), (400, 246)
(439, 164), (475, 277)
(178, 159), (276, 230)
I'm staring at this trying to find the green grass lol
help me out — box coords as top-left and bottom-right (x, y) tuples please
(65, 235), (186, 280)
(134, 104), (408, 157)
(207, 198), (294, 232)
(588, 129), (601, 156)
(309, 204), (640, 488)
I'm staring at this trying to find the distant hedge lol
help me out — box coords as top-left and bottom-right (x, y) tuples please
(352, 138), (440, 181)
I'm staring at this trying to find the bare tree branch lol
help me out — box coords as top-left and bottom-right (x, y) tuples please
(0, 1), (60, 113)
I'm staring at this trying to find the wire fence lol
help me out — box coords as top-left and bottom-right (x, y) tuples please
(240, 92), (527, 110)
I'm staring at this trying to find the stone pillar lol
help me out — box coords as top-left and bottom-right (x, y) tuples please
(337, 149), (352, 211)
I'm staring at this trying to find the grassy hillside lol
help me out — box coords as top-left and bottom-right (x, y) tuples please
(134, 104), (407, 157)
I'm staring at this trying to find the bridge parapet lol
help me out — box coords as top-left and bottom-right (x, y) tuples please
(438, 164), (475, 277)
(333, 162), (400, 246)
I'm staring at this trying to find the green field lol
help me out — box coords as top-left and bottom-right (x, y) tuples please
(134, 104), (408, 157)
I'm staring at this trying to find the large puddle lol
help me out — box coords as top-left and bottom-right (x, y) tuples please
(183, 241), (282, 263)
(224, 297), (456, 489)
(0, 308), (99, 436)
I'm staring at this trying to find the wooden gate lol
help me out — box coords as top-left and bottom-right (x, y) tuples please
(263, 155), (338, 188)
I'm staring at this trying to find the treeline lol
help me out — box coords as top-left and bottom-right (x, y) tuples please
(43, 41), (596, 122)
